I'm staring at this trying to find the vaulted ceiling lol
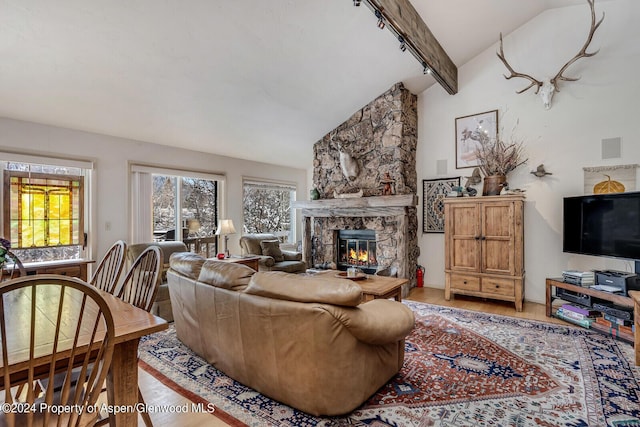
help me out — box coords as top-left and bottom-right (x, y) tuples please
(0, 0), (594, 168)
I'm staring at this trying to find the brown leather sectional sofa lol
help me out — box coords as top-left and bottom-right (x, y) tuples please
(167, 252), (415, 416)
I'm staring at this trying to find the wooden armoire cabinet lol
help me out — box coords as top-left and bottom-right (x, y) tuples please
(444, 195), (525, 311)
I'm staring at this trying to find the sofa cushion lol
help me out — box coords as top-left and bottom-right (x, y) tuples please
(282, 250), (302, 261)
(169, 252), (206, 279)
(260, 240), (284, 262)
(198, 260), (256, 291)
(245, 271), (362, 307)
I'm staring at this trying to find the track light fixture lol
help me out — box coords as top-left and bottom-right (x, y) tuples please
(374, 10), (385, 29)
(398, 36), (407, 52)
(355, 0), (445, 86)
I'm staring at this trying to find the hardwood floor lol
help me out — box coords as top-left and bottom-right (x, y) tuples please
(137, 286), (564, 426)
(409, 286), (565, 325)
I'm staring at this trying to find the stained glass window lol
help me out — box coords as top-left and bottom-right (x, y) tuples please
(5, 172), (84, 248)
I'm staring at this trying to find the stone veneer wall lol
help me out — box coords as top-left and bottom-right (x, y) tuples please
(310, 83), (420, 290)
(313, 83), (418, 197)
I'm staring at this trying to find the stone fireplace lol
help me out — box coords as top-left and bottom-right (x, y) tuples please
(293, 83), (419, 296)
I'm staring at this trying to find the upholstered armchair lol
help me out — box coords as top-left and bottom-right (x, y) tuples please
(239, 233), (306, 273)
(127, 241), (188, 322)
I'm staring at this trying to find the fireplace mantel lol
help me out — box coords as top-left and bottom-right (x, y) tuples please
(295, 194), (417, 297)
(293, 194), (417, 218)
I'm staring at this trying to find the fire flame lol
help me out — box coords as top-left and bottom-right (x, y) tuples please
(349, 248), (369, 263)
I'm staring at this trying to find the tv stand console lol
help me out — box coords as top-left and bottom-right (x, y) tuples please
(546, 278), (640, 365)
(545, 278), (633, 318)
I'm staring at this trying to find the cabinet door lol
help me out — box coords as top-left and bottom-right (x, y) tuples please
(481, 202), (515, 275)
(446, 203), (481, 272)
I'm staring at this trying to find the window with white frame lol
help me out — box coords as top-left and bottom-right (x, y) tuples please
(130, 165), (223, 256)
(243, 179), (296, 242)
(1, 154), (93, 263)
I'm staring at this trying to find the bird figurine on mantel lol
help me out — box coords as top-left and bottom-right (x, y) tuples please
(531, 164), (552, 178)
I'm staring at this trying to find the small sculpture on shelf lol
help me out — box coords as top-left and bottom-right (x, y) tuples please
(380, 172), (395, 195)
(464, 167), (482, 187)
(310, 188), (320, 200)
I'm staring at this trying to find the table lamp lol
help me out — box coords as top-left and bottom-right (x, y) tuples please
(215, 219), (236, 258)
(187, 218), (201, 236)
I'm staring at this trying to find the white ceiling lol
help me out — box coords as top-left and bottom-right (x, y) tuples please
(0, 0), (595, 168)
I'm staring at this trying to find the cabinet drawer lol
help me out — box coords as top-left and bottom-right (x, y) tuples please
(482, 277), (515, 296)
(450, 274), (480, 292)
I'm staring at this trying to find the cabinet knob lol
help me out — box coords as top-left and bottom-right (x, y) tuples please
(463, 280), (467, 284)
(480, 236), (486, 241)
(474, 236), (480, 240)
(495, 285), (500, 288)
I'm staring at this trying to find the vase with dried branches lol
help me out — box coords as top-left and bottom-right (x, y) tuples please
(474, 130), (528, 196)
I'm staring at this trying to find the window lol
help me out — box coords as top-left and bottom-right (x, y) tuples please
(130, 165), (222, 257)
(2, 157), (91, 264)
(243, 179), (296, 242)
(152, 175), (218, 241)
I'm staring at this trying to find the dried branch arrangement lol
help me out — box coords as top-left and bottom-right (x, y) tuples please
(475, 132), (528, 177)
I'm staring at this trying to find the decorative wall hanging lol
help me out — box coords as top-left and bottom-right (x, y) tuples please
(531, 164), (552, 178)
(455, 110), (498, 169)
(423, 177), (460, 233)
(583, 164), (637, 194)
(497, 0), (604, 110)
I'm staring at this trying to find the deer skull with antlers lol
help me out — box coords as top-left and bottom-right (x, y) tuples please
(497, 0), (604, 110)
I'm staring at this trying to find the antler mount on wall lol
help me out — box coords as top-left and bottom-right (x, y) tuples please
(497, 0), (604, 110)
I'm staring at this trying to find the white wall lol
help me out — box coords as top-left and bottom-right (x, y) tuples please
(417, 0), (640, 303)
(0, 118), (307, 265)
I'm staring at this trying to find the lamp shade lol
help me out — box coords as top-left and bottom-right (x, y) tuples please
(187, 219), (201, 232)
(215, 219), (237, 236)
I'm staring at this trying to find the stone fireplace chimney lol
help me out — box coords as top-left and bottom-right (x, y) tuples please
(294, 83), (420, 295)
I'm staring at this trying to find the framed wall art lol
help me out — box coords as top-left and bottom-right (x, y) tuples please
(423, 177), (460, 233)
(455, 109), (498, 169)
(583, 164), (638, 194)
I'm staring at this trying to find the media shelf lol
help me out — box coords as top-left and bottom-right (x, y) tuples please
(546, 278), (635, 345)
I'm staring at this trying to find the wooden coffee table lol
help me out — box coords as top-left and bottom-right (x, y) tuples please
(358, 275), (407, 302)
(316, 270), (407, 302)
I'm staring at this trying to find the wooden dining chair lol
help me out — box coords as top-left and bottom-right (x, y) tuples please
(90, 240), (127, 294)
(105, 245), (161, 427)
(32, 241), (126, 406)
(118, 245), (161, 313)
(0, 275), (115, 427)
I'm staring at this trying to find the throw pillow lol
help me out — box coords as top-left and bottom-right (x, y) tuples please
(260, 240), (284, 262)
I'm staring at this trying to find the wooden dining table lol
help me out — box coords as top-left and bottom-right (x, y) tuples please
(0, 281), (168, 426)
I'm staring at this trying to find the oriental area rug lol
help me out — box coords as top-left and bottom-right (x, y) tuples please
(138, 301), (640, 426)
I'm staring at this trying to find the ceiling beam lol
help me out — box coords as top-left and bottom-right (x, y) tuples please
(367, 0), (458, 94)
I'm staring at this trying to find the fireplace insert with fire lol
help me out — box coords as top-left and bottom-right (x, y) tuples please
(337, 230), (378, 274)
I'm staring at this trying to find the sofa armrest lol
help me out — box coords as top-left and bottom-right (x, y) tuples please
(281, 250), (302, 261)
(252, 254), (275, 268)
(322, 299), (414, 345)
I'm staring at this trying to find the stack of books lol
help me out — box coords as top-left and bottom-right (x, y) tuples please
(555, 304), (599, 328)
(562, 270), (595, 287)
(592, 314), (635, 343)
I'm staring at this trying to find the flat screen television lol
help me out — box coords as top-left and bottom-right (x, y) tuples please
(563, 191), (640, 273)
